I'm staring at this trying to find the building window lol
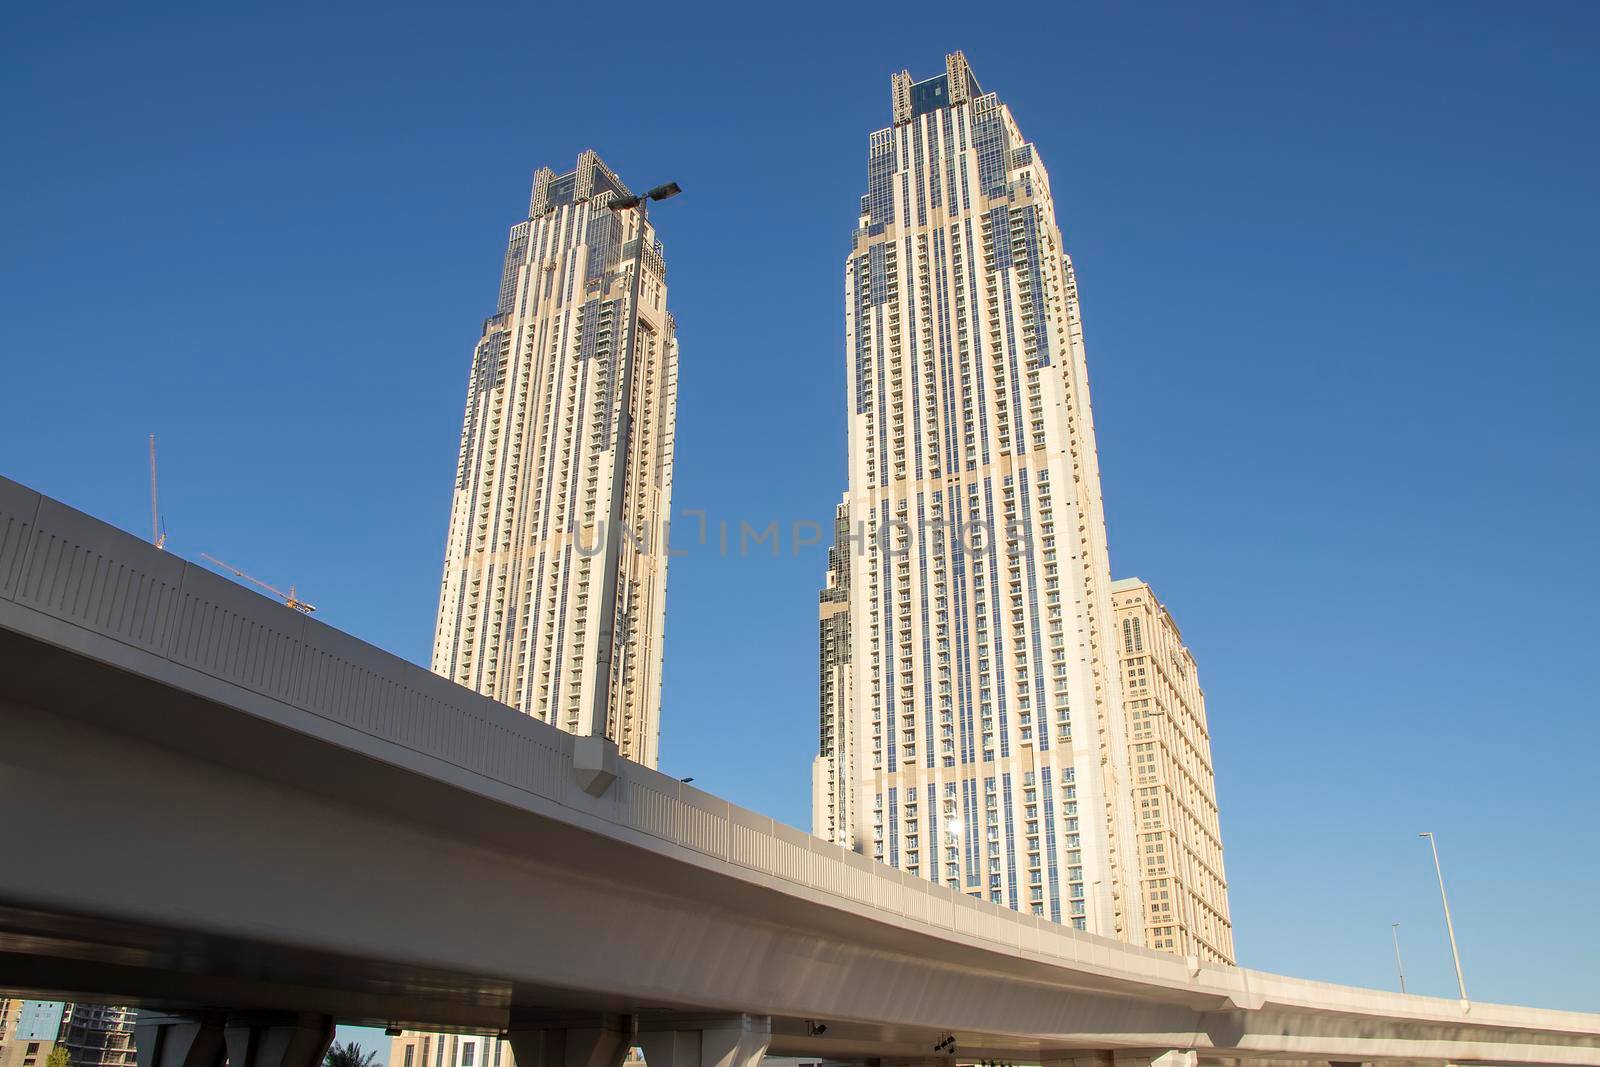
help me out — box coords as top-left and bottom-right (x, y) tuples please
(405, 1049), (415, 1067)
(463, 1044), (475, 1067)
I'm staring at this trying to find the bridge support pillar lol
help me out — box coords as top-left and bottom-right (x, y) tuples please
(508, 1014), (632, 1067)
(1045, 1052), (1196, 1067)
(1120, 1053), (1196, 1067)
(135, 1012), (227, 1067)
(638, 1014), (771, 1067)
(223, 1013), (336, 1067)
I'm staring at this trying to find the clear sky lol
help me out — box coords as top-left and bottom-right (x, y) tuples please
(4, 0), (1597, 1030)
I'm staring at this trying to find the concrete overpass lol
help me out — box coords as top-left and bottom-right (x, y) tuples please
(1, 474), (1597, 1067)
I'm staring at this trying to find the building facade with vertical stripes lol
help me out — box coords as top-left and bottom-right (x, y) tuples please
(812, 497), (855, 847)
(824, 52), (1143, 941)
(408, 151), (679, 1067)
(1113, 577), (1234, 963)
(431, 149), (679, 768)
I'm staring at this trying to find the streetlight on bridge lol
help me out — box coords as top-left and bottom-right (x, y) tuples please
(1390, 922), (1407, 994)
(1419, 831), (1469, 1007)
(585, 179), (682, 758)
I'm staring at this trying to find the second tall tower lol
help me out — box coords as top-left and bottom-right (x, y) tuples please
(836, 52), (1141, 940)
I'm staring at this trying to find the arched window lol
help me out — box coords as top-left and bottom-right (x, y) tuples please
(1131, 617), (1144, 652)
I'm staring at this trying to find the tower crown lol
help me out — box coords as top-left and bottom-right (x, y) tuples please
(890, 51), (982, 126)
(528, 149), (632, 217)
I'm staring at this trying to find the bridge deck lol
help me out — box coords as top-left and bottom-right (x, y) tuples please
(2, 475), (1597, 1067)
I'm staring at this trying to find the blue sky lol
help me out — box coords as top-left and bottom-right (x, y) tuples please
(4, 0), (1597, 1030)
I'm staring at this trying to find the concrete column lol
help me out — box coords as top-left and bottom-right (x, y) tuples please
(1114, 1051), (1196, 1067)
(637, 1015), (771, 1067)
(507, 1014), (631, 1067)
(135, 1012), (226, 1067)
(223, 1013), (336, 1067)
(1046, 1051), (1195, 1067)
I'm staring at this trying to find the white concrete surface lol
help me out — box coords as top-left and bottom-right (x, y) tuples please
(1, 475), (1597, 1067)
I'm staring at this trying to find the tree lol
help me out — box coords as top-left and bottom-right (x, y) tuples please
(324, 1041), (379, 1067)
(45, 1048), (70, 1067)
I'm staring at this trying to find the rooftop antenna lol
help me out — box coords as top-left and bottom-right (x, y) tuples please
(148, 434), (167, 549)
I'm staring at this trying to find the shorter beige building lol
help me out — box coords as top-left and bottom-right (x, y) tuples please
(389, 1034), (646, 1067)
(390, 1032), (511, 1067)
(0, 999), (63, 1067)
(1112, 578), (1234, 964)
(0, 1031), (52, 1067)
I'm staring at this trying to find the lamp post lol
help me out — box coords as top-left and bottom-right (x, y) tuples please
(1390, 922), (1407, 994)
(586, 181), (681, 748)
(1419, 831), (1469, 1007)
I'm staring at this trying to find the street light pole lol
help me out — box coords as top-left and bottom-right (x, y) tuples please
(586, 181), (681, 747)
(1419, 831), (1469, 1007)
(1390, 922), (1407, 994)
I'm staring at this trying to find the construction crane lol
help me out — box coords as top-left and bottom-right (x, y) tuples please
(148, 434), (167, 549)
(200, 552), (316, 614)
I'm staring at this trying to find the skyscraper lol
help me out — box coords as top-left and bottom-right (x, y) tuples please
(407, 151), (679, 1067)
(822, 52), (1142, 939)
(1113, 578), (1234, 963)
(432, 149), (679, 768)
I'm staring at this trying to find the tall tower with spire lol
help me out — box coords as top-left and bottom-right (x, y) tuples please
(433, 149), (679, 768)
(822, 53), (1142, 940)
